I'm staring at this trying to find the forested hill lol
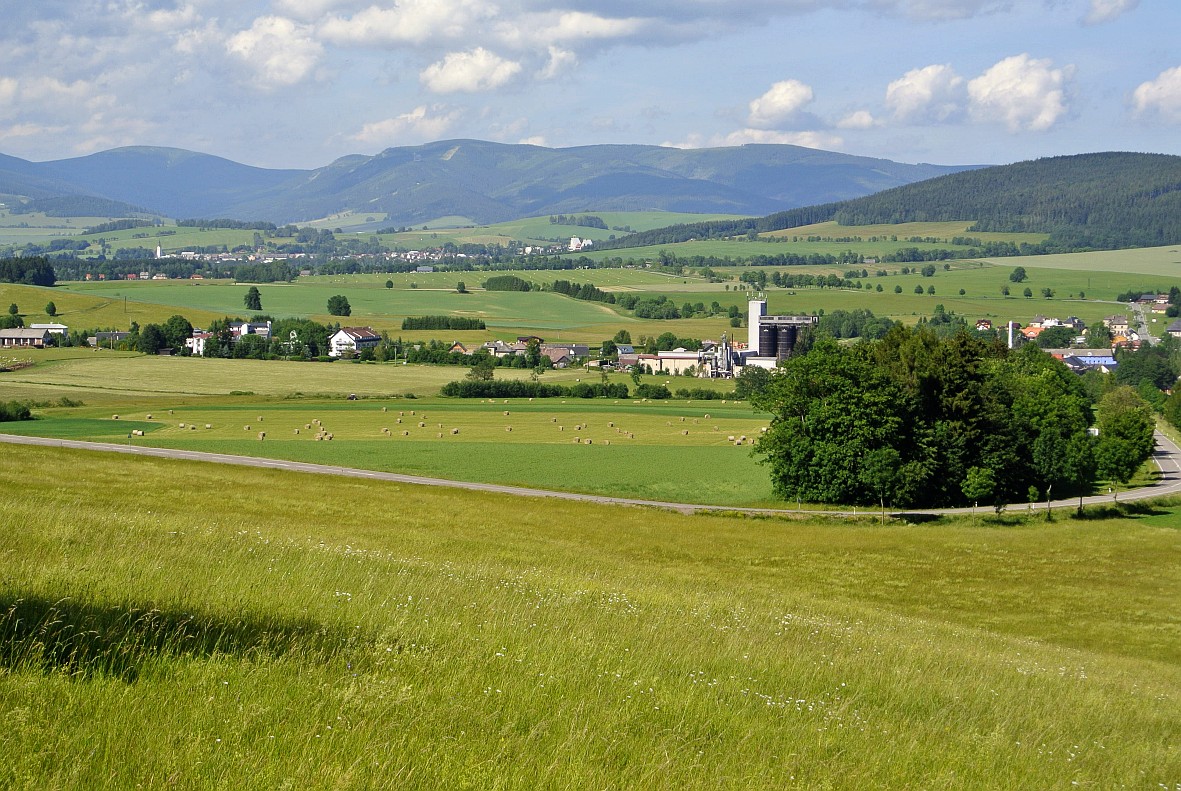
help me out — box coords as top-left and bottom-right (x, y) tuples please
(596, 152), (1181, 252)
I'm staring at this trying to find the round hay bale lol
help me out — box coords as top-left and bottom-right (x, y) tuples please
(437, 432), (443, 438)
(608, 421), (614, 427)
(145, 414), (152, 420)
(179, 423), (185, 428)
(704, 414), (710, 419)
(205, 424), (211, 429)
(396, 418), (403, 424)
(190, 425), (196, 430)
(244, 425), (251, 431)
(506, 426), (512, 432)
(258, 416), (263, 422)
(573, 437), (581, 443)
(169, 409), (173, 415)
(503, 410), (510, 416)
(603, 440), (610, 446)
(382, 406), (387, 412)
(728, 435), (735, 442)
(402, 430), (409, 436)
(294, 429), (300, 435)
(419, 422), (426, 428)
(680, 416), (685, 422)
(451, 428), (459, 435)
(400, 411), (405, 416)
(559, 426), (564, 431)
(113, 414), (119, 420)
(585, 438), (593, 445)
(682, 429), (688, 435)
(258, 432), (266, 440)
(305, 424), (312, 430)
(327, 433), (334, 440)
(551, 417), (558, 423)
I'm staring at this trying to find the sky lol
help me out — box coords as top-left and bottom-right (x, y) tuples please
(0, 0), (1179, 170)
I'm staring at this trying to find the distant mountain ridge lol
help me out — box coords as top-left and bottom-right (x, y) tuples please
(0, 140), (974, 226)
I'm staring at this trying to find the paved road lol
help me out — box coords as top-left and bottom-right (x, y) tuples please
(3, 431), (1180, 518)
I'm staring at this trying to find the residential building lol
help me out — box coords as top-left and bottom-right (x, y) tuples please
(328, 327), (381, 357)
(0, 328), (51, 348)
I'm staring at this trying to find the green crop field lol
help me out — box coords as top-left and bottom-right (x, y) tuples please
(1, 444), (1179, 788)
(766, 220), (1050, 245)
(0, 282), (228, 330)
(986, 243), (1181, 279)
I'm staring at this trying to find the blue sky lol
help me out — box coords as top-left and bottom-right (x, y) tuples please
(0, 0), (1178, 169)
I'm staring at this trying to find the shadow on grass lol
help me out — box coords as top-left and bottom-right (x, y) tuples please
(1071, 500), (1171, 521)
(0, 594), (371, 682)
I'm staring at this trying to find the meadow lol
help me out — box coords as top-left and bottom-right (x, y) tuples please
(1, 443), (1179, 788)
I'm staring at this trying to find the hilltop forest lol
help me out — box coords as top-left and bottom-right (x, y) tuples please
(599, 152), (1181, 253)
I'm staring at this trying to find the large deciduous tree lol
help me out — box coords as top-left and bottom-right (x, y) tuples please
(327, 295), (351, 317)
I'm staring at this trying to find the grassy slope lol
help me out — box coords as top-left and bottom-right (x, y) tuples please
(1, 444), (1178, 788)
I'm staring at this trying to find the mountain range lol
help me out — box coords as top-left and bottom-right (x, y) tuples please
(0, 140), (974, 227)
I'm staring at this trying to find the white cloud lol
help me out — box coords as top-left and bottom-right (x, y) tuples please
(967, 54), (1072, 132)
(274, 0), (365, 21)
(420, 47), (521, 93)
(351, 105), (460, 145)
(0, 77), (17, 106)
(747, 80), (814, 129)
(143, 4), (199, 33)
(1084, 0), (1138, 25)
(1133, 66), (1181, 122)
(886, 64), (964, 122)
(836, 110), (878, 129)
(537, 46), (577, 80)
(665, 126), (842, 151)
(226, 16), (323, 88)
(519, 135), (547, 146)
(871, 0), (1009, 21)
(319, 0), (496, 46)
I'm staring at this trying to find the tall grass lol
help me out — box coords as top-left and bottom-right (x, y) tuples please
(1, 444), (1179, 788)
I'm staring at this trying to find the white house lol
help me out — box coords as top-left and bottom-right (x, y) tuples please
(329, 327), (381, 357)
(30, 323), (68, 336)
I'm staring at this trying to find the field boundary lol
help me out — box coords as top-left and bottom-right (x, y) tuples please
(4, 431), (1179, 518)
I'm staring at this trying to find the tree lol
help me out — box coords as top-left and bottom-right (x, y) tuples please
(327, 295), (351, 316)
(914, 285), (924, 294)
(894, 285), (902, 293)
(961, 466), (997, 513)
(1035, 325), (1076, 349)
(1001, 285), (1010, 296)
(1095, 386), (1155, 483)
(1041, 287), (1055, 299)
(456, 281), (467, 293)
(161, 314), (194, 351)
(1023, 287), (1033, 298)
(860, 447), (901, 520)
(1010, 267), (1028, 283)
(927, 285), (935, 295)
(45, 301), (56, 317)
(7, 303), (16, 316)
(136, 324), (167, 355)
(385, 280), (394, 289)
(734, 365), (772, 400)
(466, 355), (497, 381)
(244, 286), (262, 311)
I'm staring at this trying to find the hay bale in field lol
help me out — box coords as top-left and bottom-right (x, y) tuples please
(575, 425), (581, 431)
(131, 429), (144, 436)
(682, 429), (689, 436)
(728, 435), (735, 441)
(327, 433), (334, 440)
(740, 435), (746, 442)
(552, 417), (557, 423)
(608, 421), (614, 427)
(258, 416), (263, 422)
(189, 425), (196, 430)
(382, 406), (387, 412)
(558, 426), (564, 431)
(680, 416), (685, 422)
(112, 414), (119, 420)
(244, 425), (250, 431)
(382, 428), (390, 435)
(666, 421), (672, 426)
(713, 426), (719, 431)
(305, 424), (312, 430)
(573, 437), (581, 444)
(294, 429), (300, 435)
(438, 423), (443, 428)
(396, 418), (402, 424)
(145, 414), (152, 420)
(503, 410), (510, 416)
(410, 410), (415, 416)
(506, 426), (512, 432)
(704, 414), (710, 419)
(258, 432), (266, 440)
(169, 409), (173, 415)
(399, 411), (404, 417)
(451, 428), (459, 435)
(437, 432), (443, 438)
(603, 440), (610, 446)
(402, 430), (409, 436)
(315, 435), (322, 441)
(586, 438), (593, 445)
(419, 422), (426, 428)
(179, 423), (185, 428)
(205, 424), (211, 430)
(761, 426), (768, 433)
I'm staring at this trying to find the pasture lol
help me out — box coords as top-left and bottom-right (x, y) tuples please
(1, 444), (1179, 788)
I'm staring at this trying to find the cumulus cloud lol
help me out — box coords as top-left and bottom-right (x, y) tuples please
(1132, 66), (1181, 122)
(537, 46), (577, 79)
(519, 135), (547, 146)
(420, 47), (521, 93)
(1084, 0), (1138, 25)
(226, 16), (323, 88)
(836, 110), (878, 129)
(351, 105), (460, 145)
(319, 0), (496, 46)
(747, 80), (814, 129)
(967, 54), (1072, 132)
(886, 64), (964, 122)
(0, 77), (17, 106)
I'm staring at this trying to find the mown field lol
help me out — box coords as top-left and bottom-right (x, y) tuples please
(1, 443), (1178, 788)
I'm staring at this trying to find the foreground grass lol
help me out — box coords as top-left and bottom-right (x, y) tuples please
(1, 445), (1179, 788)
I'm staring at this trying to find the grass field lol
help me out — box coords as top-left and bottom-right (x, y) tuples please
(1, 444), (1178, 788)
(766, 220), (1050, 245)
(986, 243), (1181, 279)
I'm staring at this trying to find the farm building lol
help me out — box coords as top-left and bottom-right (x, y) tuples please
(329, 327), (381, 357)
(0, 328), (52, 348)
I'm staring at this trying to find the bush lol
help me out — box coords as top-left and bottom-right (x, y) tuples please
(0, 401), (33, 422)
